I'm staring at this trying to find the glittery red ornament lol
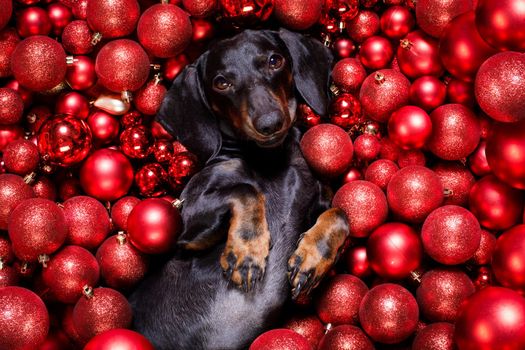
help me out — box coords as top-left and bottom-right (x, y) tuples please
(359, 283), (418, 344)
(0, 125), (23, 152)
(397, 30), (444, 79)
(37, 114), (92, 166)
(137, 4), (192, 58)
(409, 76), (446, 112)
(111, 196), (141, 231)
(0, 0), (11, 30)
(0, 174), (35, 230)
(95, 39), (150, 93)
(475, 0), (525, 51)
(56, 91), (90, 119)
(333, 37), (356, 59)
(4, 79), (33, 108)
(72, 0), (88, 19)
(318, 325), (374, 350)
(469, 229), (496, 266)
(8, 198), (67, 261)
(468, 141), (490, 176)
(492, 225), (525, 292)
(364, 159), (398, 192)
(84, 329), (155, 350)
(332, 180), (388, 237)
(87, 111), (120, 145)
(16, 7), (52, 37)
(388, 106), (432, 150)
(250, 329), (311, 350)
(380, 5), (415, 39)
(61, 20), (93, 55)
(0, 28), (20, 78)
(346, 10), (380, 43)
(412, 322), (455, 350)
(416, 0), (472, 38)
(273, 0), (323, 30)
(73, 287), (132, 340)
(134, 78), (167, 115)
(0, 236), (14, 264)
(182, 0), (217, 18)
(283, 314), (324, 349)
(66, 56), (96, 90)
(331, 58), (366, 93)
(359, 69), (410, 123)
(120, 125), (153, 159)
(48, 3), (73, 35)
(433, 161), (475, 207)
(11, 35), (67, 92)
(0, 287), (49, 350)
(163, 54), (189, 81)
(42, 245), (100, 304)
(135, 163), (167, 197)
(469, 175), (524, 230)
(0, 88), (24, 125)
(0, 265), (18, 287)
(353, 134), (380, 162)
(87, 0), (140, 39)
(2, 139), (40, 175)
(359, 36), (394, 70)
(32, 176), (57, 201)
(455, 287), (525, 350)
(329, 93), (362, 130)
(80, 149), (134, 202)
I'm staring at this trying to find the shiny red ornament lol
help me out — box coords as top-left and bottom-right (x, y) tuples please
(0, 0), (11, 30)
(37, 114), (92, 166)
(219, 0), (274, 26)
(84, 329), (155, 350)
(359, 69), (410, 123)
(66, 56), (96, 90)
(455, 287), (525, 350)
(120, 110), (144, 128)
(95, 39), (150, 93)
(153, 139), (174, 163)
(0, 125), (23, 151)
(87, 0), (140, 39)
(0, 174), (35, 230)
(135, 163), (167, 197)
(469, 175), (524, 230)
(273, 0), (321, 30)
(397, 30), (444, 79)
(127, 198), (182, 254)
(137, 4), (192, 58)
(0, 287), (49, 350)
(48, 3), (73, 35)
(8, 198), (67, 261)
(80, 149), (134, 202)
(342, 167), (362, 184)
(364, 159), (398, 191)
(111, 196), (141, 231)
(387, 165), (443, 223)
(32, 176), (57, 201)
(409, 76), (446, 112)
(332, 180), (388, 237)
(359, 36), (394, 70)
(120, 125), (153, 159)
(331, 58), (366, 93)
(134, 78), (167, 115)
(56, 91), (90, 119)
(163, 54), (189, 81)
(283, 314), (324, 349)
(250, 329), (311, 350)
(318, 325), (374, 350)
(0, 28), (20, 78)
(346, 10), (380, 43)
(73, 287), (132, 340)
(87, 111), (119, 145)
(433, 161), (475, 207)
(0, 88), (23, 125)
(367, 222), (422, 279)
(475, 0), (525, 51)
(412, 322), (455, 350)
(61, 20), (93, 55)
(16, 7), (52, 37)
(333, 37), (355, 59)
(416, 0), (472, 38)
(492, 225), (525, 292)
(329, 93), (362, 130)
(447, 78), (475, 107)
(380, 5), (415, 39)
(476, 53), (525, 123)
(2, 139), (40, 175)
(388, 106), (432, 150)
(468, 141), (491, 176)
(359, 283), (418, 344)
(353, 134), (380, 162)
(192, 18), (215, 43)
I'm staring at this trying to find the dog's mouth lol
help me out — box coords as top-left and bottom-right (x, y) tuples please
(254, 131), (288, 148)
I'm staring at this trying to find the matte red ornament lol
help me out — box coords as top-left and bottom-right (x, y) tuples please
(346, 10), (380, 43)
(409, 76), (446, 112)
(135, 163), (167, 197)
(0, 87), (24, 125)
(32, 176), (57, 201)
(0, 125), (23, 152)
(359, 283), (418, 344)
(284, 314), (324, 349)
(61, 20), (93, 55)
(0, 28), (20, 78)
(42, 245), (100, 304)
(353, 134), (380, 162)
(359, 69), (410, 123)
(0, 287), (49, 350)
(412, 322), (455, 350)
(80, 149), (134, 202)
(333, 37), (355, 59)
(416, 0), (472, 38)
(111, 196), (141, 231)
(250, 328), (311, 350)
(318, 325), (374, 350)
(48, 3), (73, 35)
(492, 225), (525, 292)
(87, 0), (140, 39)
(95, 39), (150, 93)
(359, 36), (394, 70)
(183, 0), (216, 18)
(331, 58), (366, 93)
(380, 5), (415, 39)
(388, 106), (432, 150)
(446, 78), (475, 107)
(387, 165), (443, 223)
(332, 180), (388, 237)
(16, 7), (52, 37)
(396, 30), (444, 79)
(120, 125), (153, 159)
(433, 161), (475, 207)
(11, 35), (67, 92)
(0, 0), (11, 30)
(66, 55), (96, 90)
(219, 0), (274, 26)
(0, 174), (35, 230)
(273, 0), (322, 30)
(329, 93), (363, 130)
(367, 222), (422, 279)
(364, 159), (398, 192)
(137, 4), (192, 58)
(2, 139), (40, 175)
(475, 0), (525, 51)
(84, 329), (155, 350)
(455, 287), (525, 350)
(87, 111), (119, 145)
(469, 175), (524, 230)
(127, 198), (182, 254)
(134, 77), (167, 115)
(56, 91), (90, 119)
(73, 287), (132, 340)
(468, 141), (490, 176)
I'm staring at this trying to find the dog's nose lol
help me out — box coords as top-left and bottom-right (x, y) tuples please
(253, 112), (284, 136)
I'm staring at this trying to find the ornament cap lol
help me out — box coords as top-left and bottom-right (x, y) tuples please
(374, 72), (386, 84)
(83, 285), (94, 299)
(66, 56), (75, 66)
(116, 231), (127, 245)
(121, 91), (132, 104)
(171, 198), (184, 210)
(400, 39), (413, 50)
(38, 254), (50, 268)
(23, 172), (37, 185)
(91, 32), (102, 46)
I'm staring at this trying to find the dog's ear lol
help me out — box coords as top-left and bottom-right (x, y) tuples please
(277, 28), (334, 116)
(156, 53), (221, 164)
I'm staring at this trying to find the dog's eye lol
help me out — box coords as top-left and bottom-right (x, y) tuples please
(213, 76), (232, 91)
(269, 54), (284, 70)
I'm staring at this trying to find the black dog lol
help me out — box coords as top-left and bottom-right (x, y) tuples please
(130, 28), (349, 350)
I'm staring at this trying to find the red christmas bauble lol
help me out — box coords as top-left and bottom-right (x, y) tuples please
(73, 287), (132, 340)
(84, 329), (155, 350)
(2, 139), (40, 175)
(345, 245), (372, 278)
(364, 159), (398, 192)
(353, 134), (380, 162)
(0, 236), (14, 264)
(475, 52), (525, 123)
(331, 58), (366, 93)
(137, 4), (192, 58)
(80, 149), (134, 202)
(469, 175), (524, 230)
(59, 177), (83, 202)
(250, 329), (311, 350)
(475, 0), (525, 51)
(346, 10), (380, 43)
(61, 20), (93, 55)
(333, 37), (356, 59)
(398, 149), (426, 167)
(273, 0), (322, 30)
(0, 28), (20, 78)
(283, 314), (324, 349)
(72, 0), (89, 19)
(0, 287), (49, 350)
(87, 111), (120, 145)
(455, 287), (525, 350)
(66, 56), (96, 90)
(182, 0), (217, 18)
(0, 125), (24, 152)
(39, 330), (74, 350)
(136, 163), (167, 197)
(0, 265), (18, 287)
(4, 79), (33, 108)
(468, 141), (491, 176)
(16, 7), (52, 37)
(416, 0), (472, 38)
(409, 76), (446, 112)
(380, 5), (415, 39)
(134, 78), (167, 115)
(0, 0), (11, 30)
(0, 87), (24, 125)
(412, 322), (455, 350)
(37, 114), (92, 166)
(111, 196), (141, 231)
(332, 180), (388, 237)
(492, 225), (525, 293)
(367, 222), (422, 279)
(359, 69), (410, 123)
(388, 106), (432, 150)
(359, 283), (419, 344)
(11, 35), (67, 92)
(387, 165), (443, 223)
(219, 0), (274, 26)
(87, 0), (140, 38)
(470, 229), (496, 266)
(318, 325), (374, 350)
(8, 198), (67, 261)
(359, 36), (394, 70)
(447, 78), (475, 107)
(56, 91), (90, 119)
(120, 125), (153, 159)
(329, 93), (362, 130)
(396, 30), (444, 79)
(433, 161), (475, 207)
(0, 174), (34, 230)
(153, 139), (174, 163)
(48, 3), (73, 36)
(42, 245), (100, 304)
(32, 176), (57, 201)
(163, 54), (189, 81)
(95, 39), (150, 92)
(167, 151), (198, 189)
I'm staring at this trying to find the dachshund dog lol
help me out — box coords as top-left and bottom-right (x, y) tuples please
(130, 28), (349, 350)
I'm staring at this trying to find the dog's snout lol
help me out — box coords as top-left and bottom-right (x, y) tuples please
(253, 112), (284, 136)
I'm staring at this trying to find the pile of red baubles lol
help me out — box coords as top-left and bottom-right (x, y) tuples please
(0, 0), (525, 349)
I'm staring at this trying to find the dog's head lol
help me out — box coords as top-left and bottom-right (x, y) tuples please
(157, 28), (333, 163)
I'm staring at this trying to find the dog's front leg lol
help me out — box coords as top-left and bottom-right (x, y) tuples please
(287, 208), (349, 298)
